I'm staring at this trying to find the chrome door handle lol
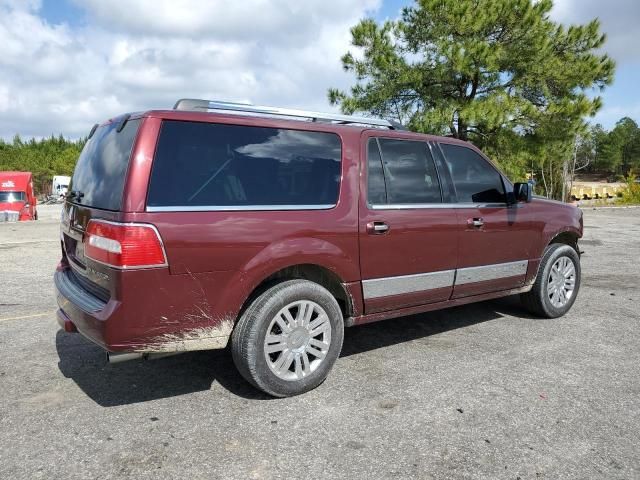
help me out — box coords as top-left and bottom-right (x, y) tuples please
(467, 218), (484, 228)
(367, 221), (389, 234)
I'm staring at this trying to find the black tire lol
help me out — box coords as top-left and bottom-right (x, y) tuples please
(521, 243), (581, 318)
(231, 279), (344, 397)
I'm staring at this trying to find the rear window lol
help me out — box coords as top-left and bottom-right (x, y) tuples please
(147, 121), (342, 210)
(69, 119), (140, 211)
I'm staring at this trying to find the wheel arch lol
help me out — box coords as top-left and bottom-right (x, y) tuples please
(238, 264), (354, 322)
(548, 229), (580, 255)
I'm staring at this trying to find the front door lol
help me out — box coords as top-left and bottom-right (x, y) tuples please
(359, 134), (459, 314)
(437, 143), (534, 298)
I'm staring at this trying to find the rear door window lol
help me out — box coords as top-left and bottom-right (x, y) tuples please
(439, 144), (506, 203)
(147, 121), (342, 209)
(377, 138), (441, 204)
(70, 119), (140, 211)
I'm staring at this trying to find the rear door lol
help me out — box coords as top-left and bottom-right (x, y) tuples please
(358, 133), (459, 314)
(438, 143), (534, 298)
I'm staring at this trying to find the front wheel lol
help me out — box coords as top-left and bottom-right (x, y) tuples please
(231, 279), (344, 397)
(521, 243), (581, 318)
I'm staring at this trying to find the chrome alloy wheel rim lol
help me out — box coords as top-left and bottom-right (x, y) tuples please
(264, 300), (332, 381)
(547, 256), (576, 308)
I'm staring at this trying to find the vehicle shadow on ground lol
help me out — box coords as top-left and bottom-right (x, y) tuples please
(56, 297), (532, 407)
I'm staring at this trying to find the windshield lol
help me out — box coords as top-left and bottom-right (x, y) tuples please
(69, 118), (140, 211)
(0, 191), (26, 203)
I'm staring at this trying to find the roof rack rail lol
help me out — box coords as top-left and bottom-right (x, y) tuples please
(173, 98), (402, 130)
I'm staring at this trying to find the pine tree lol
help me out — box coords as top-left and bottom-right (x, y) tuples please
(329, 0), (614, 143)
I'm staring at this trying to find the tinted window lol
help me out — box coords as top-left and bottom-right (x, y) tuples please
(367, 139), (387, 204)
(70, 119), (140, 211)
(440, 144), (506, 203)
(378, 139), (441, 204)
(148, 121), (341, 208)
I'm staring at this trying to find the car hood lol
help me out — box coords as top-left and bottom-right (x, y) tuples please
(532, 196), (577, 210)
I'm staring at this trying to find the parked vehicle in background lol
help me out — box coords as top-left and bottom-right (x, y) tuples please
(55, 99), (583, 397)
(52, 175), (71, 198)
(0, 171), (38, 222)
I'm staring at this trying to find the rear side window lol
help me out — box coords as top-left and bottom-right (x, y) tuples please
(377, 138), (441, 204)
(147, 121), (342, 209)
(70, 119), (140, 211)
(440, 144), (506, 203)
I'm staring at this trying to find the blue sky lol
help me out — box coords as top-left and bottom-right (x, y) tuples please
(1, 0), (638, 139)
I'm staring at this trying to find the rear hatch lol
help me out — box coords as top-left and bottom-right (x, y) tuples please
(60, 117), (141, 301)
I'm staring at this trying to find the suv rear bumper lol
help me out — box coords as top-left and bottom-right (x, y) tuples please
(54, 264), (234, 353)
(55, 266), (122, 351)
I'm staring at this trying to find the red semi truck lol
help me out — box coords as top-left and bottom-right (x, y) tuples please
(0, 171), (38, 222)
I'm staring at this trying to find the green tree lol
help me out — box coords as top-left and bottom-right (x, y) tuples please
(329, 0), (614, 198)
(609, 117), (640, 174)
(590, 124), (619, 172)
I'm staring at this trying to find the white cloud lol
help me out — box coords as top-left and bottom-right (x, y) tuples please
(0, 0), (380, 139)
(551, 0), (640, 65)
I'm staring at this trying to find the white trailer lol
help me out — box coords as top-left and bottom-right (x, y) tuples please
(52, 175), (71, 198)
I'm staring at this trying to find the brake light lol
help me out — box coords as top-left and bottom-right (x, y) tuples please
(84, 220), (167, 269)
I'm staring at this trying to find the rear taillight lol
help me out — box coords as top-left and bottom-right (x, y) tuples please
(84, 220), (167, 269)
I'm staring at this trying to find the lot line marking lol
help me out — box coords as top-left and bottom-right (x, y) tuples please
(0, 312), (54, 323)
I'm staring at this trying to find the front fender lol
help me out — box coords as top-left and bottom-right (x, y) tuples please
(538, 214), (583, 258)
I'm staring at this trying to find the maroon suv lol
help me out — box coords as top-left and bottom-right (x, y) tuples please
(55, 99), (583, 397)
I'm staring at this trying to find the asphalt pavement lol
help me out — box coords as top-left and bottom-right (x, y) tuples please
(0, 204), (639, 479)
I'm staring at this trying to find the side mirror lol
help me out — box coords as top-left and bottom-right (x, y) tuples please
(513, 182), (532, 203)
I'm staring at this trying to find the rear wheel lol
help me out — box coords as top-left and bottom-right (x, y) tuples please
(521, 243), (581, 318)
(231, 279), (344, 397)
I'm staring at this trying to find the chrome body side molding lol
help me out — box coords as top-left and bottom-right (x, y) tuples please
(455, 260), (528, 285)
(362, 269), (455, 299)
(362, 260), (529, 299)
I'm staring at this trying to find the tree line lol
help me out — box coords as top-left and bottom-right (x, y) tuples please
(1, 1), (637, 202)
(576, 117), (640, 177)
(0, 135), (86, 195)
(1, 114), (636, 199)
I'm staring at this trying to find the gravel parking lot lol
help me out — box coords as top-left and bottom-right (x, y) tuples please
(1, 204), (639, 479)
